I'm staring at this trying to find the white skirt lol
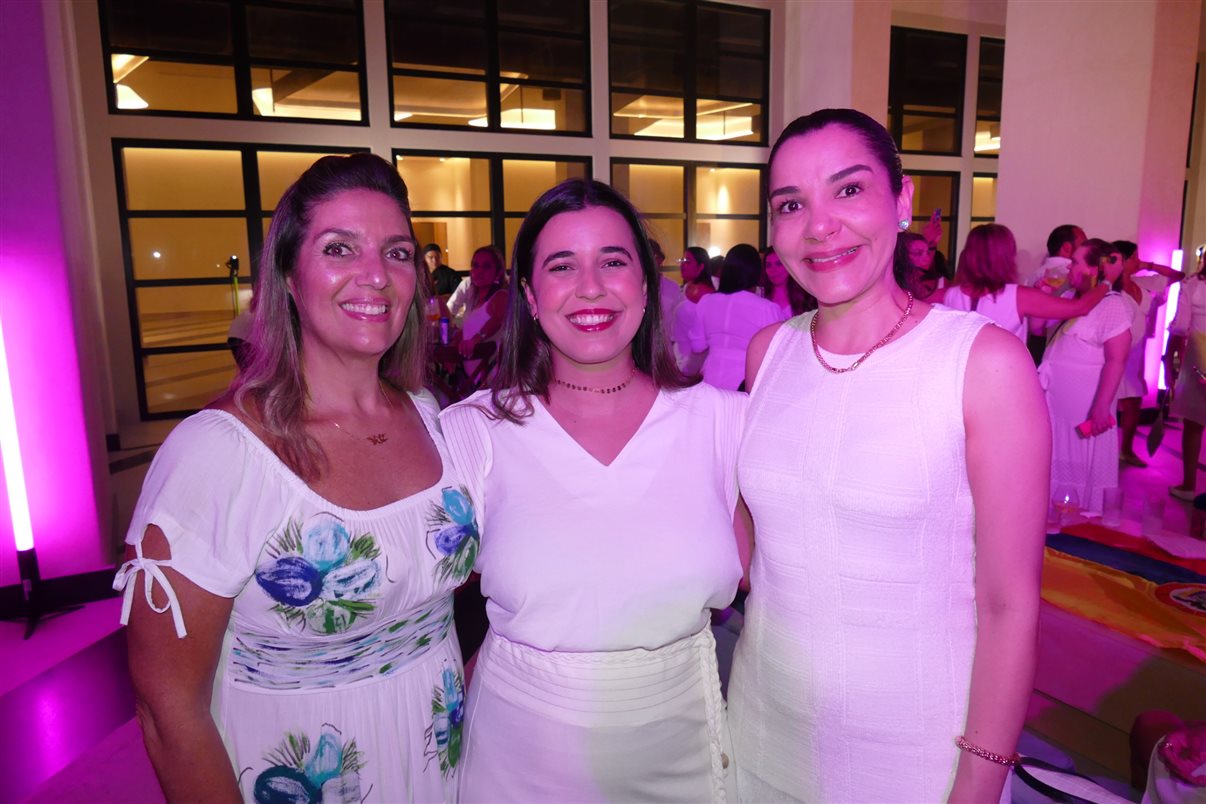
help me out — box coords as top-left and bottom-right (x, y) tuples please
(459, 625), (733, 803)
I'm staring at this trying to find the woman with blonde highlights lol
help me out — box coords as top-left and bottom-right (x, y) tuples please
(116, 153), (475, 803)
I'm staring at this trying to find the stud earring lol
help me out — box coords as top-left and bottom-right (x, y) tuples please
(898, 219), (910, 231)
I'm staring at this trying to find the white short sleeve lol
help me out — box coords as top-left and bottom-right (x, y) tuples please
(439, 391), (495, 532)
(710, 385), (749, 516)
(1093, 294), (1136, 344)
(125, 411), (276, 598)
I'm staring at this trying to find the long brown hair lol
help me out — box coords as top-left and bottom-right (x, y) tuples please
(954, 224), (1018, 297)
(489, 178), (694, 423)
(229, 153), (428, 480)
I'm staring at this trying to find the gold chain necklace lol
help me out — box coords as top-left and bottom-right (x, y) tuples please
(810, 293), (914, 374)
(554, 367), (637, 395)
(326, 383), (394, 446)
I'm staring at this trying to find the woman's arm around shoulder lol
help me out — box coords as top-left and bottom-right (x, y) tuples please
(1017, 281), (1108, 321)
(744, 321), (786, 393)
(953, 324), (1047, 803)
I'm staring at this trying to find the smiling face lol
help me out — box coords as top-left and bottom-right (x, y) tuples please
(523, 206), (647, 372)
(287, 188), (417, 364)
(764, 251), (788, 286)
(769, 125), (913, 308)
(906, 239), (933, 271)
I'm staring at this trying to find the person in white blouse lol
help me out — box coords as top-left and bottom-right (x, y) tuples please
(1168, 248), (1206, 500)
(688, 243), (788, 390)
(440, 178), (747, 802)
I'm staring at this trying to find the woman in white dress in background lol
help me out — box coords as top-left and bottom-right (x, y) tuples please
(1039, 238), (1130, 515)
(1168, 248), (1206, 500)
(441, 178), (746, 802)
(729, 109), (1047, 803)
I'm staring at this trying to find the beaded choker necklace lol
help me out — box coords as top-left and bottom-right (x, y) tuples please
(554, 368), (637, 395)
(810, 293), (914, 374)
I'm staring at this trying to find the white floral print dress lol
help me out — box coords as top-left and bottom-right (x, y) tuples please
(114, 393), (477, 803)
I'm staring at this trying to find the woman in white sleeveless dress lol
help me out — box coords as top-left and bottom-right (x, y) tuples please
(729, 110), (1048, 803)
(441, 179), (745, 802)
(114, 155), (472, 802)
(942, 223), (1107, 342)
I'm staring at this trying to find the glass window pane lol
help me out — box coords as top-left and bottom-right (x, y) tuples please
(246, 6), (360, 65)
(258, 151), (349, 210)
(971, 176), (997, 219)
(387, 0), (485, 24)
(611, 163), (684, 214)
(391, 20), (487, 74)
(144, 350), (237, 415)
(609, 44), (684, 93)
(394, 75), (488, 126)
(130, 218), (250, 281)
(410, 218), (493, 271)
(695, 167), (761, 215)
(502, 160), (588, 213)
(697, 55), (763, 101)
(251, 67), (361, 121)
(499, 32), (586, 84)
(611, 93), (684, 137)
(645, 220), (685, 275)
(696, 100), (762, 143)
(609, 0), (687, 46)
(693, 219), (761, 256)
(123, 148), (244, 211)
(498, 0), (585, 33)
(908, 173), (955, 218)
(977, 39), (1005, 118)
(504, 218), (523, 267)
(397, 155), (492, 213)
(974, 119), (1001, 155)
(899, 115), (958, 153)
(696, 6), (765, 56)
(499, 84), (586, 133)
(105, 0), (232, 55)
(136, 286), (244, 348)
(113, 58), (237, 114)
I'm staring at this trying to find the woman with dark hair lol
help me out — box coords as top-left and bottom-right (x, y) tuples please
(897, 231), (948, 299)
(942, 223), (1108, 341)
(1112, 240), (1184, 467)
(440, 178), (745, 801)
(759, 247), (816, 317)
(1039, 238), (1130, 514)
(682, 245), (716, 303)
(730, 109), (1047, 803)
(688, 243), (787, 389)
(114, 154), (476, 802)
(451, 244), (508, 385)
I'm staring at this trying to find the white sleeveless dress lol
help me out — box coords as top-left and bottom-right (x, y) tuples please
(730, 307), (991, 802)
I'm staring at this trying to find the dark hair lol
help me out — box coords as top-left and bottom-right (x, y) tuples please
(718, 244), (763, 293)
(1112, 240), (1138, 260)
(489, 178), (693, 422)
(683, 246), (712, 287)
(230, 153), (427, 481)
(768, 108), (904, 197)
(1079, 237), (1122, 291)
(1046, 224), (1083, 257)
(423, 242), (442, 256)
(759, 247), (815, 315)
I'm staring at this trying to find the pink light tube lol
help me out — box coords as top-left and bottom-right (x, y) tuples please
(0, 313), (33, 552)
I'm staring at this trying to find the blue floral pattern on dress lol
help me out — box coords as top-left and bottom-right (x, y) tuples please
(424, 666), (465, 777)
(256, 513), (382, 634)
(426, 487), (479, 584)
(253, 725), (366, 803)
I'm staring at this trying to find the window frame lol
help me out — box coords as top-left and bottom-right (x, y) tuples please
(903, 168), (961, 259)
(98, 0), (370, 126)
(385, 0), (592, 137)
(607, 0), (770, 147)
(888, 26), (968, 157)
(973, 36), (1004, 160)
(609, 156), (767, 266)
(113, 138), (368, 419)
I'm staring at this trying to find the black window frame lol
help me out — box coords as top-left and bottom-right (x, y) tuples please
(98, 0), (370, 126)
(903, 168), (961, 259)
(888, 26), (968, 157)
(973, 36), (1004, 160)
(607, 0), (770, 147)
(970, 171), (997, 226)
(385, 0), (592, 137)
(392, 148), (594, 256)
(114, 139), (368, 420)
(609, 156), (767, 265)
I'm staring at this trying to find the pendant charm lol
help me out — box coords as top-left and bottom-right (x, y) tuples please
(367, 433), (388, 446)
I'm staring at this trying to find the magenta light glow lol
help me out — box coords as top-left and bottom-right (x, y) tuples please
(0, 314), (33, 552)
(1159, 249), (1185, 391)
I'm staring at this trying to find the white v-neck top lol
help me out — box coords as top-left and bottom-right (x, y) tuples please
(440, 383), (746, 652)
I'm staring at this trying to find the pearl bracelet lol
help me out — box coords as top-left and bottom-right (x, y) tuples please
(956, 736), (1020, 767)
